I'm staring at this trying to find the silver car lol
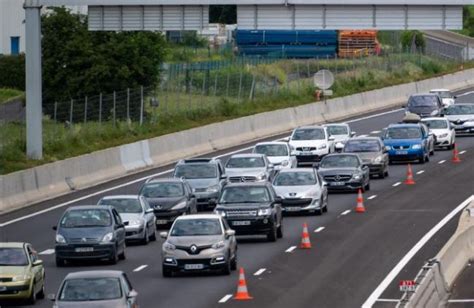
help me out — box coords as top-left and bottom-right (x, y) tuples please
(273, 168), (328, 215)
(161, 214), (237, 277)
(98, 195), (156, 244)
(253, 142), (297, 170)
(323, 123), (356, 152)
(50, 270), (138, 308)
(225, 153), (274, 183)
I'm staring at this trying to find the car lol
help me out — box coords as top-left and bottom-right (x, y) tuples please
(0, 243), (45, 304)
(173, 158), (226, 211)
(322, 123), (356, 152)
(272, 168), (328, 215)
(224, 153), (275, 183)
(214, 182), (283, 242)
(429, 89), (455, 107)
(50, 270), (138, 308)
(160, 214), (237, 277)
(442, 103), (474, 135)
(382, 123), (435, 164)
(139, 178), (197, 228)
(253, 142), (297, 170)
(405, 94), (444, 118)
(53, 205), (126, 266)
(343, 137), (389, 178)
(288, 126), (335, 167)
(97, 195), (156, 245)
(421, 117), (456, 149)
(316, 153), (371, 192)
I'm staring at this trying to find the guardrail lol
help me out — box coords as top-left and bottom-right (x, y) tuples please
(1, 68), (474, 214)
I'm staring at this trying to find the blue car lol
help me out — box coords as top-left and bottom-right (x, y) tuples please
(382, 123), (435, 164)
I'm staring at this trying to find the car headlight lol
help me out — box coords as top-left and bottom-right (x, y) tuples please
(12, 275), (31, 282)
(385, 145), (391, 151)
(128, 219), (143, 227)
(101, 232), (114, 243)
(212, 241), (225, 249)
(335, 142), (345, 148)
(163, 242), (176, 251)
(171, 201), (187, 210)
(258, 208), (272, 216)
(373, 155), (384, 163)
(412, 144), (422, 149)
(438, 133), (448, 138)
(281, 160), (289, 166)
(56, 234), (66, 244)
(214, 209), (226, 217)
(304, 190), (319, 198)
(256, 173), (267, 181)
(206, 185), (220, 193)
(318, 144), (327, 150)
(352, 173), (363, 180)
(431, 110), (439, 116)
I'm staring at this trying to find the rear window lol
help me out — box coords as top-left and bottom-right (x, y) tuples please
(60, 209), (112, 228)
(254, 144), (289, 157)
(385, 127), (422, 139)
(408, 96), (438, 107)
(344, 140), (381, 152)
(226, 157), (265, 168)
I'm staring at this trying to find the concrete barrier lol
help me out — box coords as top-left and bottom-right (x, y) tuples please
(1, 68), (474, 214)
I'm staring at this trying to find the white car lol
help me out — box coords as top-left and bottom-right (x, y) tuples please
(288, 126), (335, 167)
(253, 142), (297, 170)
(421, 117), (456, 150)
(442, 103), (474, 136)
(322, 123), (356, 152)
(429, 89), (455, 107)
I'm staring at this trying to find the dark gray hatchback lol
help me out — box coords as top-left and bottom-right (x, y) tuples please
(53, 205), (126, 266)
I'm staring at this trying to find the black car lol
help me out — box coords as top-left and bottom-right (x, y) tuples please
(316, 153), (370, 192)
(139, 178), (197, 228)
(53, 205), (126, 266)
(405, 94), (444, 118)
(213, 182), (283, 242)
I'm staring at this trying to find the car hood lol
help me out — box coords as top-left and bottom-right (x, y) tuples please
(60, 227), (111, 241)
(57, 299), (127, 308)
(289, 140), (327, 148)
(408, 106), (437, 113)
(225, 168), (267, 177)
(168, 235), (224, 246)
(146, 197), (186, 210)
(119, 213), (143, 223)
(183, 178), (219, 189)
(273, 185), (318, 198)
(445, 115), (474, 122)
(350, 152), (380, 162)
(384, 139), (422, 146)
(441, 98), (454, 106)
(318, 167), (358, 175)
(0, 266), (28, 276)
(429, 128), (450, 135)
(332, 135), (349, 142)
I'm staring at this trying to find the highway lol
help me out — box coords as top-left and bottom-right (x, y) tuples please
(1, 88), (473, 308)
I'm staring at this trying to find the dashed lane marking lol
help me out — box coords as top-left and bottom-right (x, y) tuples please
(376, 299), (400, 303)
(39, 249), (55, 255)
(370, 130), (381, 134)
(392, 182), (401, 187)
(314, 227), (325, 233)
(218, 294), (233, 303)
(459, 150), (466, 155)
(254, 268), (266, 276)
(285, 246), (297, 253)
(341, 210), (351, 216)
(368, 195), (377, 200)
(416, 170), (425, 175)
(448, 300), (474, 303)
(133, 265), (148, 272)
(438, 160), (446, 164)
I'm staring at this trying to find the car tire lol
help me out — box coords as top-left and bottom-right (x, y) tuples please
(37, 282), (45, 299)
(323, 200), (328, 213)
(418, 156), (425, 164)
(118, 245), (126, 260)
(277, 223), (283, 238)
(388, 160), (393, 165)
(110, 250), (119, 265)
(384, 169), (389, 177)
(425, 154), (430, 162)
(141, 229), (149, 245)
(378, 170), (385, 179)
(267, 224), (277, 242)
(55, 257), (66, 267)
(27, 285), (36, 305)
(162, 265), (173, 278)
(222, 259), (232, 275)
(230, 255), (237, 271)
(149, 229), (157, 241)
(365, 182), (370, 191)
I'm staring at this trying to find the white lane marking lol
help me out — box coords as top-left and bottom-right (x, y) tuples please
(392, 182), (402, 187)
(314, 226), (325, 233)
(0, 108), (404, 227)
(285, 246), (297, 253)
(416, 170), (425, 175)
(362, 195), (474, 308)
(341, 210), (351, 216)
(438, 160), (446, 164)
(218, 294), (233, 303)
(448, 299), (474, 303)
(254, 268), (266, 276)
(368, 195), (377, 200)
(370, 130), (381, 134)
(376, 299), (400, 303)
(459, 150), (466, 155)
(455, 90), (474, 97)
(358, 134), (369, 138)
(133, 265), (148, 272)
(39, 249), (55, 255)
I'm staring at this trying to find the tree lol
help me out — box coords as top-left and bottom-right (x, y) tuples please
(400, 31), (426, 53)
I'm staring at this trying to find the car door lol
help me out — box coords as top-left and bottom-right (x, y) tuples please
(316, 170), (328, 202)
(184, 182), (197, 213)
(112, 209), (126, 249)
(141, 197), (155, 234)
(26, 245), (43, 293)
(221, 218), (237, 257)
(268, 186), (282, 225)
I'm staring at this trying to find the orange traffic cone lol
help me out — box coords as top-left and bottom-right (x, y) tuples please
(234, 268), (253, 300)
(404, 164), (415, 185)
(355, 189), (366, 213)
(300, 223), (312, 249)
(452, 144), (461, 163)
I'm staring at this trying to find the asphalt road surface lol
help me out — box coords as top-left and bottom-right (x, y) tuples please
(1, 87), (473, 308)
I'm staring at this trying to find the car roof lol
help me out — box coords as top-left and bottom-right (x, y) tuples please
(176, 158), (220, 165)
(277, 168), (314, 173)
(347, 136), (381, 141)
(229, 153), (266, 158)
(430, 89), (450, 92)
(145, 177), (184, 184)
(100, 195), (140, 200)
(64, 270), (124, 279)
(175, 214), (222, 220)
(410, 93), (438, 97)
(0, 242), (26, 248)
(322, 123), (348, 126)
(421, 117), (448, 121)
(255, 141), (288, 146)
(387, 123), (422, 128)
(67, 205), (112, 211)
(294, 125), (324, 130)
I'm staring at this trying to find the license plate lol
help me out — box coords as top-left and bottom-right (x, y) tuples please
(330, 182), (345, 186)
(75, 247), (93, 252)
(301, 152), (312, 156)
(0, 286), (7, 292)
(396, 150), (408, 155)
(285, 207), (301, 212)
(232, 220), (251, 226)
(156, 220), (168, 225)
(184, 264), (204, 270)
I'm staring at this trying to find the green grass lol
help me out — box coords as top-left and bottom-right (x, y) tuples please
(0, 88), (24, 104)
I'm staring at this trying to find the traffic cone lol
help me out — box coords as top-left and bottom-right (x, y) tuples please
(452, 144), (461, 163)
(300, 223), (312, 249)
(404, 164), (416, 185)
(355, 189), (366, 213)
(234, 268), (253, 300)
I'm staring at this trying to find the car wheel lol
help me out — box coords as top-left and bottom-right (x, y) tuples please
(388, 160), (393, 165)
(222, 259), (232, 275)
(149, 229), (157, 241)
(55, 257), (66, 267)
(162, 265), (173, 278)
(418, 156), (425, 164)
(267, 224), (277, 242)
(378, 170), (385, 179)
(27, 284), (36, 304)
(277, 223), (283, 238)
(110, 250), (119, 265)
(141, 228), (149, 245)
(365, 182), (370, 191)
(425, 154), (430, 162)
(118, 244), (126, 260)
(323, 200), (328, 213)
(37, 282), (45, 299)
(230, 254), (237, 271)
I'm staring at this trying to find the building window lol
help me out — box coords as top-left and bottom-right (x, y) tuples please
(10, 37), (20, 55)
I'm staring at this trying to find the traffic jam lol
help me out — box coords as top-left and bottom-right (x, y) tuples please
(1, 88), (473, 307)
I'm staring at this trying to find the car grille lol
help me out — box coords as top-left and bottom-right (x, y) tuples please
(282, 198), (313, 206)
(226, 210), (258, 217)
(68, 237), (101, 244)
(228, 176), (257, 183)
(451, 120), (467, 125)
(194, 188), (208, 193)
(392, 145), (411, 150)
(176, 244), (213, 255)
(296, 147), (316, 151)
(0, 277), (13, 282)
(324, 175), (352, 182)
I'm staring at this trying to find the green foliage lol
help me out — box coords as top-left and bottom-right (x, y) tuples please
(462, 6), (474, 37)
(0, 88), (24, 104)
(400, 31), (426, 52)
(0, 55), (25, 90)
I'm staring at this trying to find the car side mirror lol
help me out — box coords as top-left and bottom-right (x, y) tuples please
(115, 223), (125, 229)
(453, 95), (457, 99)
(33, 260), (43, 267)
(351, 131), (356, 137)
(268, 164), (274, 169)
(312, 162), (320, 169)
(401, 105), (406, 108)
(328, 136), (335, 141)
(274, 196), (283, 204)
(48, 294), (56, 301)
(322, 181), (328, 186)
(220, 174), (227, 180)
(160, 232), (168, 239)
(190, 194), (196, 199)
(145, 208), (154, 214)
(123, 221), (130, 226)
(362, 164), (369, 169)
(127, 290), (138, 299)
(225, 230), (236, 238)
(52, 226), (57, 231)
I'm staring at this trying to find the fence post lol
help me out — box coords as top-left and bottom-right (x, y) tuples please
(226, 71), (230, 98)
(54, 101), (57, 123)
(296, 61), (301, 95)
(238, 69), (243, 103)
(99, 93), (102, 125)
(306, 60), (310, 77)
(213, 72), (218, 96)
(249, 74), (256, 101)
(140, 86), (144, 125)
(126, 88), (130, 121)
(113, 91), (116, 125)
(189, 72), (194, 111)
(69, 99), (74, 125)
(84, 96), (88, 123)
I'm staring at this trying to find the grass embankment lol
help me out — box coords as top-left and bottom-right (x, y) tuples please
(0, 88), (24, 104)
(1, 54), (471, 174)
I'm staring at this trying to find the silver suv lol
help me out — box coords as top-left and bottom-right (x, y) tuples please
(160, 214), (237, 277)
(225, 153), (274, 183)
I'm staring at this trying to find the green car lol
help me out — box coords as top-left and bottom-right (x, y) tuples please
(0, 242), (45, 304)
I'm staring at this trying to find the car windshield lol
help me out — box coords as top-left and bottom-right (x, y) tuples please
(326, 125), (349, 136)
(99, 198), (142, 214)
(0, 248), (28, 266)
(431, 91), (451, 99)
(174, 164), (217, 179)
(320, 155), (359, 168)
(422, 120), (448, 129)
(292, 128), (325, 140)
(254, 144), (288, 157)
(408, 96), (438, 107)
(226, 157), (265, 168)
(59, 278), (122, 302)
(445, 105), (474, 115)
(344, 140), (381, 152)
(140, 182), (184, 198)
(385, 127), (422, 139)
(219, 186), (270, 203)
(273, 172), (317, 186)
(170, 219), (222, 236)
(60, 209), (112, 228)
